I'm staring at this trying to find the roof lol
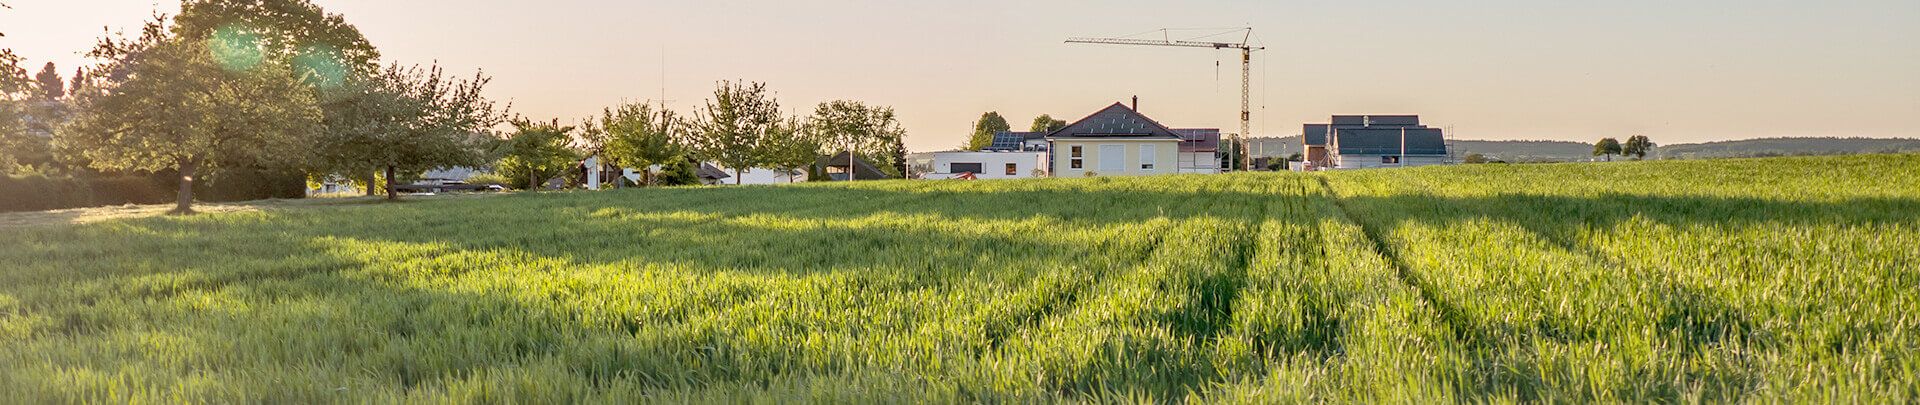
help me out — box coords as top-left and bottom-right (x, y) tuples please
(814, 151), (894, 180)
(1309, 116), (1426, 147)
(985, 131), (1045, 151)
(1173, 128), (1220, 152)
(1046, 103), (1181, 140)
(697, 163), (732, 180)
(1332, 127), (1448, 156)
(1304, 124), (1330, 146)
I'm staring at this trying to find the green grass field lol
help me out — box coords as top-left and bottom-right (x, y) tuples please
(2, 154), (1916, 402)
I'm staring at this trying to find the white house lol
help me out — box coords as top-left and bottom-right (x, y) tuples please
(709, 164), (805, 185)
(926, 150), (1047, 180)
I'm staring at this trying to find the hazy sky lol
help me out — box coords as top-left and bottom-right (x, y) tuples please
(4, 0), (1917, 151)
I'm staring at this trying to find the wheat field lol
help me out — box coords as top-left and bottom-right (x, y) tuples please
(1, 154), (1915, 402)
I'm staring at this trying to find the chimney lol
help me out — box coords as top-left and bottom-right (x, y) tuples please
(1131, 96), (1139, 111)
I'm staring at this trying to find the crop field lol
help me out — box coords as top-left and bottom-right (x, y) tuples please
(1, 154), (1916, 402)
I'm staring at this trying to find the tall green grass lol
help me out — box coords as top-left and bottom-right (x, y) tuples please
(0, 154), (1914, 402)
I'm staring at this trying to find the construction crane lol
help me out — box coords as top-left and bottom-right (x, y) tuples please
(1067, 28), (1264, 172)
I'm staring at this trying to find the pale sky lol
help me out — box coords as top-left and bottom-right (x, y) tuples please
(4, 0), (1917, 151)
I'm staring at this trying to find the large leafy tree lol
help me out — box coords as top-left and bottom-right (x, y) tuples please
(0, 2), (32, 173)
(173, 0), (379, 88)
(497, 119), (580, 190)
(690, 80), (780, 185)
(808, 100), (906, 178)
(757, 116), (817, 183)
(966, 111), (1009, 151)
(1030, 114), (1066, 133)
(1593, 137), (1623, 162)
(0, 46), (33, 173)
(599, 102), (683, 186)
(317, 64), (505, 200)
(1623, 135), (1655, 160)
(62, 16), (323, 214)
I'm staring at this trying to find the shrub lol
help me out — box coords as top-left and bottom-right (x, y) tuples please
(465, 173), (513, 189)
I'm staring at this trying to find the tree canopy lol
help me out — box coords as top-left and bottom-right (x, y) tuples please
(1593, 138), (1623, 162)
(600, 102), (684, 186)
(1031, 114), (1066, 133)
(808, 100), (906, 178)
(757, 116), (817, 183)
(174, 0), (379, 89)
(62, 15), (324, 214)
(1623, 135), (1655, 160)
(967, 112), (1009, 151)
(0, 47), (30, 172)
(690, 81), (780, 184)
(315, 63), (505, 200)
(496, 119), (580, 190)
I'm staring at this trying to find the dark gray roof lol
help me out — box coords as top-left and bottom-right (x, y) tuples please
(1047, 103), (1180, 139)
(697, 163), (732, 180)
(1173, 128), (1220, 152)
(1304, 124), (1330, 146)
(814, 151), (894, 180)
(1331, 115), (1366, 126)
(1362, 115), (1420, 127)
(1333, 128), (1448, 156)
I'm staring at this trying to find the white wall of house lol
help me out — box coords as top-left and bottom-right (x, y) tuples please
(929, 151), (1047, 179)
(1177, 152), (1220, 174)
(1049, 139), (1181, 177)
(1331, 154), (1448, 169)
(711, 164), (804, 185)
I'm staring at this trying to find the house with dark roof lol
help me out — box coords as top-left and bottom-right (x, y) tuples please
(1302, 115), (1450, 169)
(1039, 102), (1221, 177)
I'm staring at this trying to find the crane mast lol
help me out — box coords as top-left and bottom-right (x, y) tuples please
(1067, 29), (1264, 172)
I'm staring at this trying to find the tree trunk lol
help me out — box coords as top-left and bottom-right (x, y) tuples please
(735, 168), (743, 185)
(365, 170), (378, 197)
(384, 165), (398, 201)
(171, 159), (198, 215)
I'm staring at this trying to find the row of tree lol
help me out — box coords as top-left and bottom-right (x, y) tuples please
(963, 112), (1066, 150)
(1593, 135), (1655, 161)
(0, 0), (912, 215)
(580, 82), (909, 187)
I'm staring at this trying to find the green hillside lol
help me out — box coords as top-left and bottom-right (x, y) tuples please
(2, 155), (1916, 402)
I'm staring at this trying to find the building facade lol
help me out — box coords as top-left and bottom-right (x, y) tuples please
(1302, 115), (1450, 170)
(926, 151), (1047, 179)
(1043, 103), (1200, 177)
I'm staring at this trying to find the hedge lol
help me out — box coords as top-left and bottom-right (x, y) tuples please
(1, 168), (305, 213)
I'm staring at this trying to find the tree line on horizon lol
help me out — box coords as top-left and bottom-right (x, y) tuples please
(0, 0), (907, 215)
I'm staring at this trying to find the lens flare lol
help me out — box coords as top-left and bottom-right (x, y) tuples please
(208, 25), (264, 72)
(295, 45), (347, 89)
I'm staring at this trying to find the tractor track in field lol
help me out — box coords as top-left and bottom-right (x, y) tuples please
(1314, 176), (1492, 347)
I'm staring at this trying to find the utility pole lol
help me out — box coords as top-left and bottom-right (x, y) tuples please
(1067, 28), (1264, 172)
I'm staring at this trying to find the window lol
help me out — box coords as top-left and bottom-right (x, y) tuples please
(951, 162), (983, 174)
(1005, 163), (1018, 175)
(1071, 159), (1083, 169)
(1139, 144), (1157, 171)
(1070, 145), (1083, 158)
(1099, 145), (1125, 172)
(1382, 156), (1401, 164)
